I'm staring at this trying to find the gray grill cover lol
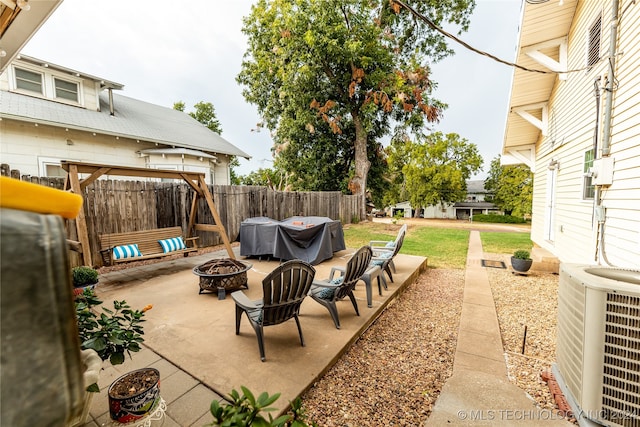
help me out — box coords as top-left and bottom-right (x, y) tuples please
(239, 216), (345, 265)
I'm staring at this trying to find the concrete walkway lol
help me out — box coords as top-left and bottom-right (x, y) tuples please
(426, 231), (571, 426)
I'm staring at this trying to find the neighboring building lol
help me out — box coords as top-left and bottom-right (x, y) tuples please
(388, 180), (499, 219)
(501, 0), (639, 268)
(0, 55), (251, 184)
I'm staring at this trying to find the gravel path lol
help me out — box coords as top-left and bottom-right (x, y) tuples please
(484, 255), (559, 412)
(302, 268), (465, 426)
(301, 262), (560, 425)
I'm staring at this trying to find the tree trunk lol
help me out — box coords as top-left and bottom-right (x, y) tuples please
(350, 113), (370, 219)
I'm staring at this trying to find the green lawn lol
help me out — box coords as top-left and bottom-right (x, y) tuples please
(343, 222), (532, 269)
(479, 232), (533, 254)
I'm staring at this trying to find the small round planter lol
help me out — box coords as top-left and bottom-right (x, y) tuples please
(511, 256), (533, 273)
(108, 368), (160, 423)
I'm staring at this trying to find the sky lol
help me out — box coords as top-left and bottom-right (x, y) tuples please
(22, 0), (523, 179)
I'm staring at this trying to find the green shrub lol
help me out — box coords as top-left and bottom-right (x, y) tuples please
(472, 214), (527, 224)
(72, 266), (99, 287)
(75, 288), (151, 366)
(207, 386), (317, 427)
(513, 249), (531, 260)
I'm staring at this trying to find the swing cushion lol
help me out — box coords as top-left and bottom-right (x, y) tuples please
(158, 236), (187, 253)
(112, 244), (143, 260)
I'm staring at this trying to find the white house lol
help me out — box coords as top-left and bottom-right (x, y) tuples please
(0, 55), (250, 184)
(388, 180), (499, 219)
(502, 0), (639, 269)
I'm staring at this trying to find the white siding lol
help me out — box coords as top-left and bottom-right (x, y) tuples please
(530, 0), (640, 268)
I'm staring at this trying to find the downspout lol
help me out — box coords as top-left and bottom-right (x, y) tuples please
(600, 0), (619, 157)
(596, 0), (619, 265)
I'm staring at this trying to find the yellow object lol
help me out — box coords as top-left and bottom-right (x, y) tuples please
(0, 176), (83, 219)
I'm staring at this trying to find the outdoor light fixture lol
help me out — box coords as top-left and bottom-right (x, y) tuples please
(548, 159), (559, 170)
(0, 49), (6, 58)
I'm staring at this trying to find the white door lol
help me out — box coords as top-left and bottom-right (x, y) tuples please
(544, 167), (557, 241)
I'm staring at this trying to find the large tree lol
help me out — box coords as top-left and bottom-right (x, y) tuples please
(237, 0), (474, 215)
(385, 131), (483, 211)
(484, 156), (532, 217)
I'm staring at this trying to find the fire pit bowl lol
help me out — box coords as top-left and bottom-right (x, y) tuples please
(193, 258), (253, 295)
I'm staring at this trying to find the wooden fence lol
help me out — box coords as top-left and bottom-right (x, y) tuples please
(1, 164), (364, 267)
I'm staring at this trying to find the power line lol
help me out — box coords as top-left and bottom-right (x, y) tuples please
(394, 0), (598, 75)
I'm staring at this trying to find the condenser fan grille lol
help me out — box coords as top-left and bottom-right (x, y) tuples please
(601, 292), (640, 427)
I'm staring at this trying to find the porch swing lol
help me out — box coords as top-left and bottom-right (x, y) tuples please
(62, 160), (235, 267)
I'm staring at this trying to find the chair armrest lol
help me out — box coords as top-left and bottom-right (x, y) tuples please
(371, 248), (394, 258)
(231, 291), (262, 310)
(329, 266), (346, 281)
(311, 279), (341, 289)
(369, 240), (392, 247)
(185, 236), (199, 248)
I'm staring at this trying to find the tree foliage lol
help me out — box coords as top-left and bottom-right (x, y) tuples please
(239, 164), (292, 191)
(484, 156), (532, 217)
(174, 100), (241, 182)
(385, 131), (483, 210)
(237, 0), (474, 213)
(174, 101), (222, 134)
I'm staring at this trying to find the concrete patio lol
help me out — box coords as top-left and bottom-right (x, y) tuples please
(82, 246), (427, 426)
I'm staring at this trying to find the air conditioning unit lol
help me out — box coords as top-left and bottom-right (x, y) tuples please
(555, 264), (640, 427)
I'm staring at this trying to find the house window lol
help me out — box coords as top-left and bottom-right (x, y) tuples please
(587, 14), (602, 68)
(45, 164), (66, 178)
(54, 78), (79, 102)
(583, 149), (595, 199)
(15, 67), (43, 94)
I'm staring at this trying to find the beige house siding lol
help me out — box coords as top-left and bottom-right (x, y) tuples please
(515, 0), (639, 268)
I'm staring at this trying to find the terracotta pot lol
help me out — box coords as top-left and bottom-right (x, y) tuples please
(108, 368), (160, 423)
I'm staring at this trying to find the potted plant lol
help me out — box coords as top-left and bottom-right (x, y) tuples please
(72, 266), (99, 296)
(74, 288), (158, 423)
(511, 249), (533, 273)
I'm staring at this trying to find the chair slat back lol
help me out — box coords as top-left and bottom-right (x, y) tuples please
(261, 260), (315, 326)
(392, 226), (407, 256)
(335, 246), (372, 300)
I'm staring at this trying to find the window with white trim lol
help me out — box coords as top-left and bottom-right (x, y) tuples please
(54, 78), (79, 102)
(15, 67), (43, 94)
(583, 149), (595, 200)
(587, 14), (602, 69)
(39, 157), (66, 178)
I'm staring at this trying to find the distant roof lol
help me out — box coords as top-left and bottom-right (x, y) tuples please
(453, 202), (498, 209)
(0, 90), (251, 159)
(466, 180), (486, 194)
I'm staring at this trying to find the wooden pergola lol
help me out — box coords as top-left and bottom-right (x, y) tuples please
(61, 161), (235, 266)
